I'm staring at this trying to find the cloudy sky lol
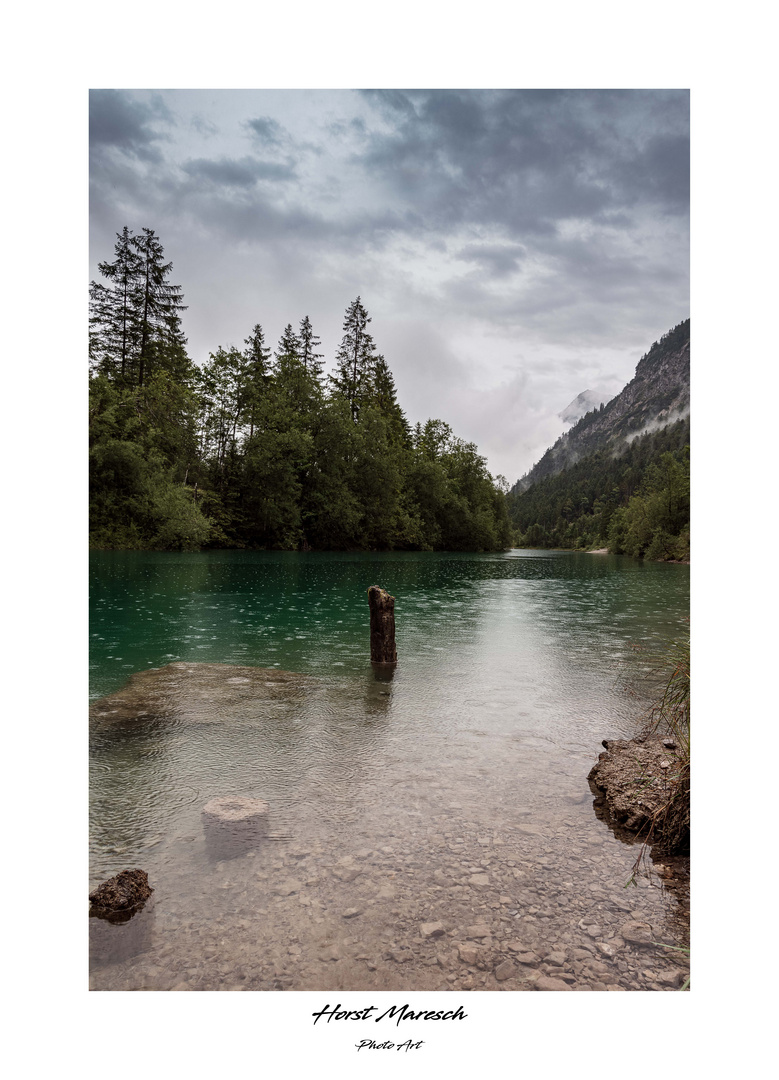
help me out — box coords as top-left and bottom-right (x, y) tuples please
(89, 88), (689, 482)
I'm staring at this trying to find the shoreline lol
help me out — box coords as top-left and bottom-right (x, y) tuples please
(588, 734), (690, 857)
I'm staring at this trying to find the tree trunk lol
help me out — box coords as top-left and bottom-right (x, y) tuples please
(367, 585), (397, 665)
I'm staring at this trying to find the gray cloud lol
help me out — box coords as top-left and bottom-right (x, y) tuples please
(89, 89), (172, 162)
(181, 155), (297, 187)
(358, 88), (688, 232)
(89, 88), (689, 481)
(456, 243), (526, 277)
(615, 132), (690, 211)
(191, 114), (219, 138)
(245, 116), (286, 144)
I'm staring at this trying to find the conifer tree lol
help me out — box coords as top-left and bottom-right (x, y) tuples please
(330, 296), (379, 421)
(298, 315), (325, 379)
(275, 323), (302, 367)
(369, 356), (410, 447)
(89, 280), (116, 377)
(89, 226), (144, 383)
(274, 323), (321, 413)
(242, 323), (272, 439)
(131, 227), (188, 386)
(244, 323), (273, 376)
(89, 226), (189, 387)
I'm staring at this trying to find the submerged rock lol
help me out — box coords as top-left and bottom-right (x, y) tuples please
(90, 662), (317, 728)
(89, 868), (153, 921)
(494, 960), (516, 981)
(89, 870), (155, 967)
(534, 975), (572, 991)
(202, 796), (270, 859)
(202, 796), (269, 831)
(619, 920), (654, 946)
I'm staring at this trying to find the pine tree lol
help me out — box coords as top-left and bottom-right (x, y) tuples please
(89, 279), (115, 377)
(242, 323), (272, 439)
(414, 418), (454, 460)
(131, 227), (188, 386)
(298, 315), (325, 379)
(274, 322), (321, 412)
(244, 323), (273, 376)
(89, 226), (143, 383)
(369, 356), (411, 447)
(275, 323), (302, 368)
(330, 297), (379, 422)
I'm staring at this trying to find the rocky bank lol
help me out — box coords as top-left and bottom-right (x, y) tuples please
(588, 734), (690, 856)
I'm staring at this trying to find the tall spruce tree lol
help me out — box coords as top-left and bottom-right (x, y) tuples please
(298, 315), (325, 379)
(275, 323), (302, 367)
(242, 323), (272, 439)
(274, 323), (320, 412)
(89, 280), (116, 377)
(89, 226), (144, 383)
(131, 227), (188, 386)
(370, 356), (410, 447)
(330, 296), (379, 421)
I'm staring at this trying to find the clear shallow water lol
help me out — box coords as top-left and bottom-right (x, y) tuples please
(89, 549), (690, 991)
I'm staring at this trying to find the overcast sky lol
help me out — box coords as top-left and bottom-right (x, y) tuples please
(89, 88), (689, 483)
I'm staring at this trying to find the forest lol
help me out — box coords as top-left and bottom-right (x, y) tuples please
(507, 418), (690, 559)
(89, 228), (513, 553)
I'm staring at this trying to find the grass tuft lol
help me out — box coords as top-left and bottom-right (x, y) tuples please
(647, 629), (690, 856)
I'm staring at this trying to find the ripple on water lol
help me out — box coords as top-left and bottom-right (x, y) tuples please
(89, 551), (689, 989)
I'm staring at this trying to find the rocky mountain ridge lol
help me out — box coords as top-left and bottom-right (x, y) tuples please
(559, 388), (610, 425)
(513, 319), (689, 493)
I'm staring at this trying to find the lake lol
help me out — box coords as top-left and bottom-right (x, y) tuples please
(89, 549), (689, 991)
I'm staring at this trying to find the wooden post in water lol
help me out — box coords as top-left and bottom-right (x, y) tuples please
(367, 585), (398, 666)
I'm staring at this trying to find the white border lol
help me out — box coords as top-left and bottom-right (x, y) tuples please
(8, 2), (775, 1076)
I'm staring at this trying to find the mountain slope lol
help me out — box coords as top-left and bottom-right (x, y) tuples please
(506, 319), (690, 560)
(513, 319), (690, 494)
(559, 388), (610, 425)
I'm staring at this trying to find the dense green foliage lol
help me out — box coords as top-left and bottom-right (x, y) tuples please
(507, 418), (689, 559)
(90, 229), (511, 553)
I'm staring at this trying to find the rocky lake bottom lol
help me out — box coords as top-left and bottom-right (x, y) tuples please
(89, 665), (689, 992)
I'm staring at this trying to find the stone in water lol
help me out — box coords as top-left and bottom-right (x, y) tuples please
(202, 796), (269, 858)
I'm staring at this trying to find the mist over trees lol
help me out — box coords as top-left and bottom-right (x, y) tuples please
(89, 228), (512, 553)
(507, 418), (690, 559)
(507, 318), (690, 561)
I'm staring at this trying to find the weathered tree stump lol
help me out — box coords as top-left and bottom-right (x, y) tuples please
(202, 796), (269, 858)
(367, 585), (397, 666)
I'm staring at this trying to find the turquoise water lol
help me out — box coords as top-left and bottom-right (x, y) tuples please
(89, 549), (689, 991)
(90, 548), (688, 700)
